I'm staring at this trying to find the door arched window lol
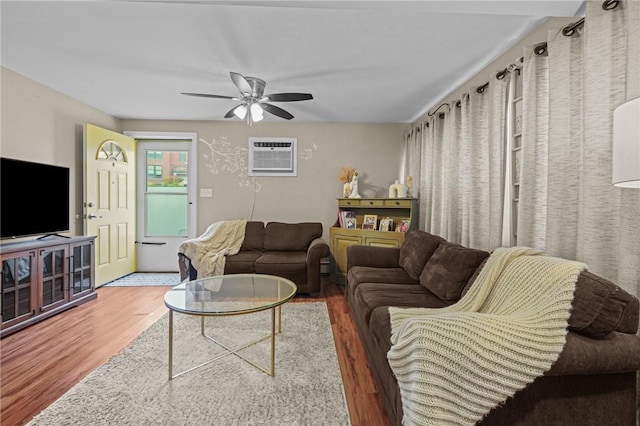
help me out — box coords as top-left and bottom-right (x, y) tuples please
(97, 140), (128, 163)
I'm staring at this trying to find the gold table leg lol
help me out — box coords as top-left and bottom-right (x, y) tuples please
(270, 306), (276, 376)
(168, 309), (174, 380)
(169, 306), (284, 380)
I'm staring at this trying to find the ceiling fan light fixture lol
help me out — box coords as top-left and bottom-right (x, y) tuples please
(250, 102), (263, 115)
(251, 103), (264, 122)
(233, 104), (247, 119)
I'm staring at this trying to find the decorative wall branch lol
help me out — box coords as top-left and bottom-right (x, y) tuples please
(199, 136), (261, 192)
(300, 143), (319, 160)
(199, 137), (319, 193)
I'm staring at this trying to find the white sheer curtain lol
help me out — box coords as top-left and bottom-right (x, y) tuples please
(501, 73), (518, 247)
(460, 78), (509, 251)
(517, 44), (550, 250)
(403, 126), (422, 199)
(517, 0), (640, 297)
(420, 115), (445, 232)
(417, 72), (509, 251)
(444, 104), (463, 244)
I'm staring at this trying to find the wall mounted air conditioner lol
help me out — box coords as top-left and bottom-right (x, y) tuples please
(248, 137), (297, 176)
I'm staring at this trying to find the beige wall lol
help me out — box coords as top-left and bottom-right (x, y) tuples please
(1, 67), (405, 242)
(121, 119), (406, 240)
(0, 67), (121, 239)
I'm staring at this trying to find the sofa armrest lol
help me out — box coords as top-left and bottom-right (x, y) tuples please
(347, 245), (401, 271)
(307, 237), (330, 260)
(546, 331), (640, 376)
(305, 238), (330, 294)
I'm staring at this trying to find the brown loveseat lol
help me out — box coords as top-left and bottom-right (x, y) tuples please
(178, 221), (329, 295)
(347, 229), (640, 426)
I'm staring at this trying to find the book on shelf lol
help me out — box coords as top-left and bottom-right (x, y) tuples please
(396, 218), (411, 232)
(338, 209), (356, 228)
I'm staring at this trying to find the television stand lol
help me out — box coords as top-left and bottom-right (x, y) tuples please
(1, 236), (96, 338)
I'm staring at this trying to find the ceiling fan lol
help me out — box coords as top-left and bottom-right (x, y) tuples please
(181, 72), (313, 124)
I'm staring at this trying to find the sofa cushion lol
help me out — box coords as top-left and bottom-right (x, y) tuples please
(240, 221), (265, 251)
(399, 230), (445, 280)
(264, 222), (322, 251)
(347, 266), (418, 301)
(254, 251), (307, 274)
(568, 270), (639, 337)
(352, 282), (449, 324)
(348, 266), (417, 287)
(420, 242), (489, 302)
(224, 251), (261, 274)
(254, 251), (307, 290)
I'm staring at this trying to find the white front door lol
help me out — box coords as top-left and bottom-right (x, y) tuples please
(127, 133), (197, 272)
(84, 124), (137, 286)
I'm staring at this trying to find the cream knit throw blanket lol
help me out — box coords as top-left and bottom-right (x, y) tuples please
(177, 219), (247, 277)
(388, 246), (587, 426)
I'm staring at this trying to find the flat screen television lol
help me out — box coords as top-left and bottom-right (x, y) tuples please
(1, 157), (70, 239)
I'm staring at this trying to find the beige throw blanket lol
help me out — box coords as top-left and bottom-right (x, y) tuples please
(388, 246), (587, 426)
(177, 219), (247, 277)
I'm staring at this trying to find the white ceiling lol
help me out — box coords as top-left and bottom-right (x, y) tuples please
(1, 1), (585, 123)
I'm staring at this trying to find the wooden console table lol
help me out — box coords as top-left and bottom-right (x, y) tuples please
(1, 236), (96, 338)
(329, 198), (418, 284)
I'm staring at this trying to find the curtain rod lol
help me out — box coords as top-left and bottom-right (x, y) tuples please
(563, 0), (619, 36)
(563, 18), (584, 36)
(426, 0), (618, 119)
(427, 103), (449, 117)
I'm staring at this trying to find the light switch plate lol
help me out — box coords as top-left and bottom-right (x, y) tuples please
(200, 188), (213, 198)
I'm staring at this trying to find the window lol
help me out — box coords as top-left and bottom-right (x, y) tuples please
(97, 140), (127, 162)
(147, 151), (163, 160)
(147, 165), (162, 177)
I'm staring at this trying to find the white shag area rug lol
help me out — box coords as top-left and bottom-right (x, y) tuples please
(103, 272), (182, 287)
(27, 302), (351, 426)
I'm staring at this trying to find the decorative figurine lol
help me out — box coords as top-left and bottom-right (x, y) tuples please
(388, 180), (407, 198)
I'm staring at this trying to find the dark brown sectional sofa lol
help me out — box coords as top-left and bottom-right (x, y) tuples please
(346, 229), (640, 426)
(178, 221), (329, 295)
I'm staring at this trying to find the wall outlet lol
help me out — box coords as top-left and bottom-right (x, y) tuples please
(200, 188), (213, 198)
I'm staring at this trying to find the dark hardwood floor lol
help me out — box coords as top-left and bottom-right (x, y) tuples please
(0, 277), (389, 426)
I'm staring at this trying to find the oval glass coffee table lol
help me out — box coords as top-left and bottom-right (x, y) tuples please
(164, 274), (297, 380)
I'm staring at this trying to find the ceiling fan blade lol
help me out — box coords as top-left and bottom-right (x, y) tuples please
(261, 103), (294, 120)
(181, 92), (236, 100)
(224, 106), (238, 119)
(264, 93), (313, 102)
(224, 104), (249, 119)
(230, 72), (253, 95)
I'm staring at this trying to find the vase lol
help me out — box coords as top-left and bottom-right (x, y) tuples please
(388, 180), (407, 198)
(343, 182), (351, 198)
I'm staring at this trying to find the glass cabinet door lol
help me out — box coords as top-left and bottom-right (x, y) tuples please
(39, 246), (68, 312)
(1, 251), (36, 326)
(70, 241), (94, 300)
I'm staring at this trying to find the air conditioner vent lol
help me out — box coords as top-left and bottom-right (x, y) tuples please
(248, 137), (297, 176)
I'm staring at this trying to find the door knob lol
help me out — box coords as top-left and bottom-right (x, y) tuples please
(87, 214), (102, 219)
